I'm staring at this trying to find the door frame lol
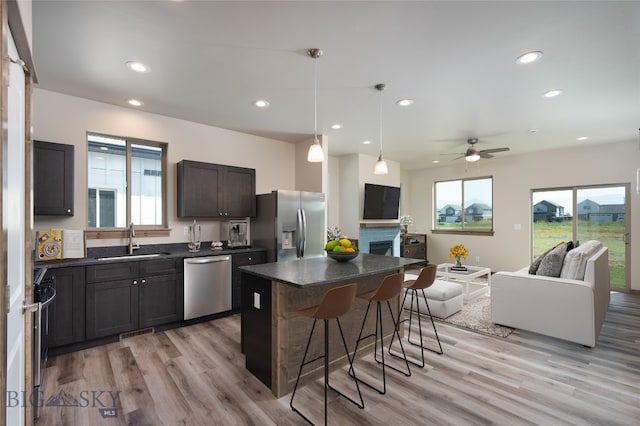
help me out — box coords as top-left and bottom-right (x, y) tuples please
(1, 1), (36, 423)
(531, 183), (630, 293)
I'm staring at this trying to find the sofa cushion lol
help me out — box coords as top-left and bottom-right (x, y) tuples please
(529, 242), (563, 274)
(560, 240), (603, 280)
(536, 243), (568, 277)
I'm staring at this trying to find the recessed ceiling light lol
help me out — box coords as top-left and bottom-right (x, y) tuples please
(254, 100), (269, 108)
(528, 128), (539, 134)
(125, 61), (150, 73)
(127, 99), (144, 107)
(362, 140), (372, 145)
(516, 51), (543, 65)
(577, 136), (589, 141)
(396, 99), (414, 107)
(543, 89), (563, 98)
(432, 160), (440, 164)
(331, 124), (343, 130)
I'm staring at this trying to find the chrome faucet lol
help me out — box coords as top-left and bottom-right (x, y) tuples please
(128, 222), (140, 254)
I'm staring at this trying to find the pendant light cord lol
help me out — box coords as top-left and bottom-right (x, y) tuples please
(379, 88), (383, 158)
(314, 58), (318, 143)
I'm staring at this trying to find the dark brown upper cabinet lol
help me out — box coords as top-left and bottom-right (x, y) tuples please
(177, 160), (256, 218)
(34, 140), (74, 215)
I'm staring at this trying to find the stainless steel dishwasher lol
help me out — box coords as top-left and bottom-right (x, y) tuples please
(184, 255), (232, 320)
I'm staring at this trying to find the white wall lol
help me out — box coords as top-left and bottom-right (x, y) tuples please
(33, 89), (296, 246)
(405, 139), (640, 290)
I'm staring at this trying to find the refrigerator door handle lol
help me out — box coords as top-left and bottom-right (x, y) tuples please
(296, 208), (303, 258)
(300, 208), (307, 257)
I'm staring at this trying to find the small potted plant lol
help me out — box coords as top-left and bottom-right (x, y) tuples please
(399, 215), (413, 234)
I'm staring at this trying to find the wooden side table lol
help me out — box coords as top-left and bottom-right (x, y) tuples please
(401, 233), (427, 265)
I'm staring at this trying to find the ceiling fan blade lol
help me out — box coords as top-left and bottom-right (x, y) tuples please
(480, 147), (510, 154)
(451, 154), (465, 161)
(479, 152), (494, 159)
(440, 152), (464, 156)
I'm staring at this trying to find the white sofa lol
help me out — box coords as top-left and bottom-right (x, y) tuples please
(491, 246), (610, 347)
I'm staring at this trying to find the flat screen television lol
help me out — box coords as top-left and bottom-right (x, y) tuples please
(363, 183), (400, 219)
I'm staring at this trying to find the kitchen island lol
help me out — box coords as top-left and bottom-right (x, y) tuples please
(239, 253), (422, 397)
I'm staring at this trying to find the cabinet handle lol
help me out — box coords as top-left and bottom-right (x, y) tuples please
(219, 212), (223, 216)
(224, 212), (228, 216)
(66, 208), (72, 213)
(248, 257), (252, 261)
(133, 280), (138, 285)
(141, 279), (146, 284)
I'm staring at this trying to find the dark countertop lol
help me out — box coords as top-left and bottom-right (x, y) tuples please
(239, 253), (422, 288)
(34, 243), (266, 271)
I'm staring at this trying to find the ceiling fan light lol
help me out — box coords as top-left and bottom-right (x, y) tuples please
(374, 155), (388, 174)
(307, 141), (324, 162)
(465, 152), (480, 162)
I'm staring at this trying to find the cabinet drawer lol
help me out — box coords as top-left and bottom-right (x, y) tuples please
(403, 245), (426, 259)
(140, 258), (181, 276)
(232, 251), (266, 266)
(86, 262), (139, 283)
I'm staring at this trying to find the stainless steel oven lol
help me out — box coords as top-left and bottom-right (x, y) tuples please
(33, 268), (56, 420)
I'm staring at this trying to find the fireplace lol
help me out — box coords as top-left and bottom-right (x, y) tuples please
(369, 240), (393, 256)
(359, 223), (401, 256)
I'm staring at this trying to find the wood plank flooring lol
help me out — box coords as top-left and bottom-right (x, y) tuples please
(36, 292), (640, 425)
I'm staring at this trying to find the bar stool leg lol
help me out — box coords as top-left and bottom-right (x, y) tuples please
(290, 317), (364, 426)
(392, 288), (443, 369)
(351, 300), (411, 395)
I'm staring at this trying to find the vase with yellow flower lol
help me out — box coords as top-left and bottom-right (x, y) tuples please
(449, 244), (469, 271)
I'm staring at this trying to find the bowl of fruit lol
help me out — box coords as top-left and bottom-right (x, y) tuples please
(325, 238), (359, 262)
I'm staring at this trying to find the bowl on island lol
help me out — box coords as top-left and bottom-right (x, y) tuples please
(326, 250), (359, 262)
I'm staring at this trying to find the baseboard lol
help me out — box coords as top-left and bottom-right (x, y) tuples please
(629, 289), (640, 296)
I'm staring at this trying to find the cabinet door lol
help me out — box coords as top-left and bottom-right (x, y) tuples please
(177, 160), (221, 217)
(47, 267), (85, 348)
(139, 273), (183, 327)
(222, 166), (256, 217)
(34, 140), (74, 215)
(232, 251), (266, 310)
(86, 279), (139, 339)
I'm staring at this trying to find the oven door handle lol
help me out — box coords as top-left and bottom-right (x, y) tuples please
(40, 287), (57, 309)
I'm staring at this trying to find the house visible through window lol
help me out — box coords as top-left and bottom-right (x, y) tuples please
(87, 133), (167, 229)
(434, 177), (493, 233)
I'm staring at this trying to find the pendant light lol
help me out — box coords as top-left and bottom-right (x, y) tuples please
(307, 48), (324, 163)
(374, 83), (389, 175)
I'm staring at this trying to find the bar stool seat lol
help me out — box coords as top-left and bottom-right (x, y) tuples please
(351, 272), (411, 395)
(290, 283), (364, 425)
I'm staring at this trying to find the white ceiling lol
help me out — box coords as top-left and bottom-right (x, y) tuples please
(32, 1), (640, 170)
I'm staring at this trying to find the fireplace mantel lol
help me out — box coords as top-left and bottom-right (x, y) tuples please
(360, 222), (400, 228)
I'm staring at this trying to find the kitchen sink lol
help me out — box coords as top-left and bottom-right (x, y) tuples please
(95, 252), (172, 261)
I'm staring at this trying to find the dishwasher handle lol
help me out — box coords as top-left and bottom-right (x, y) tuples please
(185, 256), (231, 264)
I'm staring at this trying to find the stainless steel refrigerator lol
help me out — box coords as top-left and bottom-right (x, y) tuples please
(252, 190), (326, 263)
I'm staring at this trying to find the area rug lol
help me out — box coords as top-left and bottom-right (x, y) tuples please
(435, 296), (514, 338)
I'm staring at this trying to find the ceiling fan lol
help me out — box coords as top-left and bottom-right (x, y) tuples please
(443, 138), (510, 162)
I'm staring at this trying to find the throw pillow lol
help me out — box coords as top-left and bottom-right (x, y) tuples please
(529, 241), (564, 275)
(536, 243), (568, 277)
(559, 240), (603, 280)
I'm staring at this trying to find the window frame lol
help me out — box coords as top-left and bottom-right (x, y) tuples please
(86, 132), (169, 239)
(432, 175), (495, 236)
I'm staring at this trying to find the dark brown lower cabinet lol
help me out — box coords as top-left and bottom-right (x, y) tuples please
(47, 266), (85, 348)
(86, 278), (139, 339)
(139, 273), (183, 328)
(86, 259), (183, 340)
(232, 250), (266, 311)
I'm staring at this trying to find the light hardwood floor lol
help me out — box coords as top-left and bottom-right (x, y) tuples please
(36, 292), (640, 425)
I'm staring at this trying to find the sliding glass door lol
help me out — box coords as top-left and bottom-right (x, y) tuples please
(532, 184), (629, 292)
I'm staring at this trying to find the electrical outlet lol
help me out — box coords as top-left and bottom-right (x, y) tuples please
(183, 226), (189, 236)
(475, 256), (480, 263)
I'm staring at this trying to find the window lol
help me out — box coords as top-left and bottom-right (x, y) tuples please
(434, 176), (493, 234)
(87, 133), (167, 230)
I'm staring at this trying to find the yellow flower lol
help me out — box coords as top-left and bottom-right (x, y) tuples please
(449, 244), (468, 259)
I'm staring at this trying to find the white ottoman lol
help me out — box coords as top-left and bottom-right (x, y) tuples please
(403, 274), (463, 319)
